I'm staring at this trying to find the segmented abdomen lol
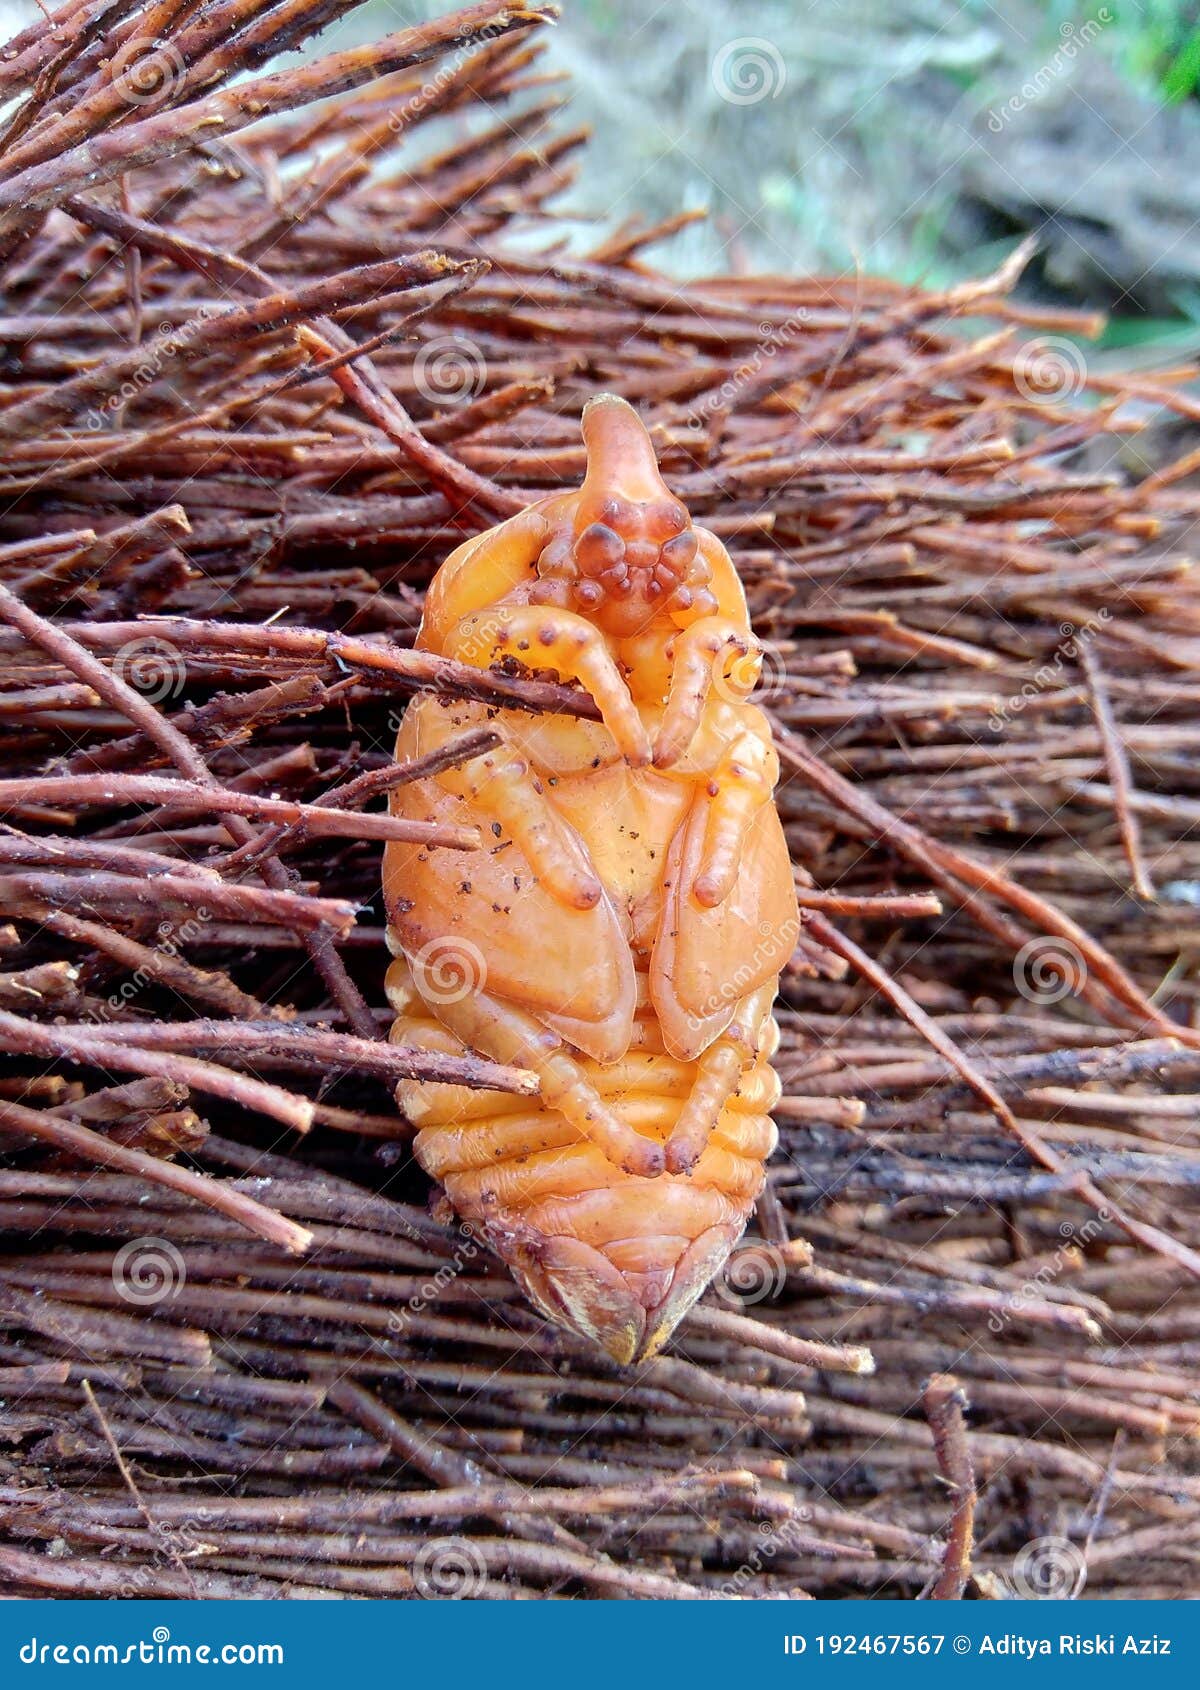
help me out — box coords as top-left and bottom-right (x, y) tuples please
(386, 955), (779, 1363)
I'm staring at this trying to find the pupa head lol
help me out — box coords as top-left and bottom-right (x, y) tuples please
(532, 394), (718, 635)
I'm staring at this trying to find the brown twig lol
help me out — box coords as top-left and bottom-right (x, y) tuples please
(923, 1374), (977, 1601)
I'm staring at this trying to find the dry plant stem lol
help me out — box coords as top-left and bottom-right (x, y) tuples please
(0, 1279), (212, 1366)
(803, 911), (1200, 1279)
(686, 1303), (874, 1376)
(79, 1378), (199, 1599)
(0, 1098), (311, 1252)
(775, 728), (1180, 1040)
(0, 4), (561, 228)
(0, 773), (480, 850)
(792, 888), (943, 919)
(216, 727), (501, 870)
(318, 728), (502, 809)
(0, 872), (355, 932)
(923, 1374), (977, 1601)
(0, 583), (380, 1036)
(0, 254), (458, 439)
(29, 1018), (538, 1092)
(1078, 635), (1154, 901)
(298, 323), (526, 517)
(0, 1010), (316, 1133)
(55, 194), (514, 514)
(37, 908), (281, 1021)
(325, 1379), (620, 1586)
(0, 618), (602, 720)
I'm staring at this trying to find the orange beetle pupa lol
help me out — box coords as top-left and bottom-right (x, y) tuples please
(383, 395), (798, 1363)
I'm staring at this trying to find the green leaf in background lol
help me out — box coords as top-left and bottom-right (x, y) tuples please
(1160, 25), (1200, 99)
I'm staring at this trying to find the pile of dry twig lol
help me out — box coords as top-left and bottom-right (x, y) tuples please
(1, 0), (1199, 1600)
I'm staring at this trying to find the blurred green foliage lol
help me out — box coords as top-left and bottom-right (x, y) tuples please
(313, 1), (1200, 360)
(1105, 2), (1200, 101)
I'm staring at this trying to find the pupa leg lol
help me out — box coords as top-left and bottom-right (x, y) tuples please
(436, 740), (602, 911)
(691, 725), (779, 909)
(446, 605), (651, 766)
(663, 982), (777, 1175)
(409, 947), (664, 1179)
(654, 615), (761, 768)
